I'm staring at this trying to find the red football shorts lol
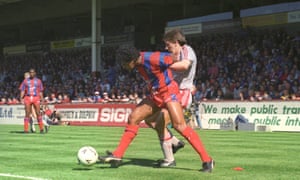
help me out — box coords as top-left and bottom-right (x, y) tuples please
(150, 81), (182, 108)
(24, 96), (41, 106)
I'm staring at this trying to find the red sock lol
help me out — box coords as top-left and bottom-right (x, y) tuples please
(37, 116), (44, 131)
(24, 118), (29, 132)
(180, 126), (211, 162)
(113, 124), (139, 158)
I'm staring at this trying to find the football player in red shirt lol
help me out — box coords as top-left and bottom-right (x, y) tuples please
(100, 45), (214, 172)
(20, 68), (45, 133)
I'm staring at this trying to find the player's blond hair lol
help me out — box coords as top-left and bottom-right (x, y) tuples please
(24, 72), (30, 79)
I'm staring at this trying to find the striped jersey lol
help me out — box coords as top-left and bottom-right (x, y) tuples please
(19, 77), (44, 96)
(137, 51), (174, 92)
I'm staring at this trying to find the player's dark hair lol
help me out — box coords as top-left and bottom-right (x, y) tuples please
(29, 68), (35, 73)
(163, 29), (187, 46)
(116, 45), (140, 64)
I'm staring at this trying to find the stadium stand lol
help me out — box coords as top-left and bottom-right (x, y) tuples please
(0, 27), (299, 104)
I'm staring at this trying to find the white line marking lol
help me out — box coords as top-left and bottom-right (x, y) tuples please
(0, 173), (50, 180)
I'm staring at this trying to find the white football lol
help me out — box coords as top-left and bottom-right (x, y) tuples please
(77, 146), (98, 166)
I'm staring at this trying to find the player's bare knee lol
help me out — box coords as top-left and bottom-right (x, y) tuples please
(127, 114), (144, 125)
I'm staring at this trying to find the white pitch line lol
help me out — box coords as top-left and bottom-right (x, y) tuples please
(0, 173), (50, 180)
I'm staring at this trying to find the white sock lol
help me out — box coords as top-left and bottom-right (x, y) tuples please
(42, 115), (50, 126)
(160, 137), (175, 162)
(30, 118), (36, 131)
(171, 136), (180, 146)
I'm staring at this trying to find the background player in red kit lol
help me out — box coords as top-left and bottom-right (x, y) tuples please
(20, 68), (45, 133)
(99, 46), (214, 173)
(20, 72), (37, 133)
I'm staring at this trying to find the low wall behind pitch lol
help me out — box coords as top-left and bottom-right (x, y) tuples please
(0, 103), (146, 127)
(199, 101), (300, 132)
(1, 101), (299, 131)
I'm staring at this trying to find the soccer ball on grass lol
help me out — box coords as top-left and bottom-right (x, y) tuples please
(77, 146), (98, 166)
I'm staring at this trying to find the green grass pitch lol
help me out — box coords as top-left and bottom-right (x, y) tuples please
(0, 125), (299, 180)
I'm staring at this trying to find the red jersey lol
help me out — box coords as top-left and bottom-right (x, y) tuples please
(137, 52), (181, 108)
(19, 77), (44, 97)
(137, 52), (174, 93)
(44, 109), (52, 116)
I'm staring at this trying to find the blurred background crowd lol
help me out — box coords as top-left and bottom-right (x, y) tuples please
(0, 28), (299, 105)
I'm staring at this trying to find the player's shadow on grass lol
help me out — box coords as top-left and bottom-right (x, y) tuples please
(96, 157), (156, 169)
(72, 167), (94, 171)
(10, 130), (29, 134)
(96, 158), (197, 171)
(122, 157), (157, 167)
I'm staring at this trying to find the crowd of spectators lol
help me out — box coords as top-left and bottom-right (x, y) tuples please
(191, 28), (300, 102)
(0, 27), (299, 105)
